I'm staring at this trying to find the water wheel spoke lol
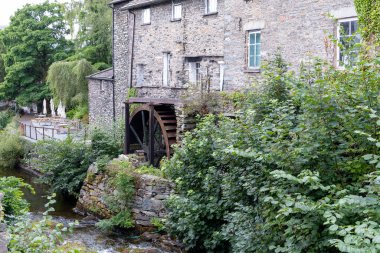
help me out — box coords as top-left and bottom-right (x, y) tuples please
(130, 125), (144, 147)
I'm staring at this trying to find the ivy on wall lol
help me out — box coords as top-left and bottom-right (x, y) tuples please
(354, 0), (380, 42)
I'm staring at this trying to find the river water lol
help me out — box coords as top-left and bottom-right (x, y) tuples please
(0, 167), (164, 252)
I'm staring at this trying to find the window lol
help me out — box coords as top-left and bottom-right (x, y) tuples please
(100, 80), (105, 91)
(205, 0), (217, 14)
(248, 31), (261, 69)
(163, 53), (170, 86)
(337, 18), (360, 67)
(189, 62), (201, 85)
(136, 64), (145, 86)
(142, 8), (151, 24)
(172, 3), (182, 20)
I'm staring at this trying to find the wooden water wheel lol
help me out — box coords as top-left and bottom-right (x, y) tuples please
(125, 104), (177, 166)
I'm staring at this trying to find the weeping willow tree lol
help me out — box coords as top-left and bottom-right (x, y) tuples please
(47, 59), (95, 109)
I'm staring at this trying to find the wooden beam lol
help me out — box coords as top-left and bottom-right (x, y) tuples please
(127, 97), (183, 106)
(148, 104), (154, 165)
(124, 102), (131, 154)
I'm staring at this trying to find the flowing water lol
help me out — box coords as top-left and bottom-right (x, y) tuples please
(0, 167), (165, 253)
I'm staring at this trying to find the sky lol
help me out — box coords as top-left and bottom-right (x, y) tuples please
(0, 0), (68, 27)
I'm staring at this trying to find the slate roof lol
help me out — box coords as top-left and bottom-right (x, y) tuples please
(86, 68), (114, 81)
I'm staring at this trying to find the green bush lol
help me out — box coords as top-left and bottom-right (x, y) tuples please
(90, 124), (124, 159)
(33, 138), (91, 197)
(163, 53), (380, 252)
(0, 110), (13, 130)
(0, 176), (33, 218)
(0, 132), (24, 169)
(7, 194), (79, 252)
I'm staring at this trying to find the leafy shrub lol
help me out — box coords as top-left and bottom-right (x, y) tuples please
(0, 132), (24, 168)
(33, 138), (91, 197)
(164, 53), (380, 252)
(0, 110), (13, 130)
(90, 124), (124, 159)
(7, 194), (79, 252)
(0, 176), (33, 218)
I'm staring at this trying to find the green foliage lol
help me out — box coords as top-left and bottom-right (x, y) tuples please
(0, 110), (13, 130)
(7, 194), (79, 252)
(64, 0), (112, 66)
(164, 53), (380, 252)
(0, 177), (33, 218)
(90, 127), (124, 159)
(0, 2), (73, 104)
(96, 168), (135, 231)
(135, 165), (165, 178)
(0, 132), (24, 168)
(67, 104), (89, 120)
(47, 59), (95, 109)
(33, 138), (91, 197)
(151, 217), (166, 232)
(32, 121), (125, 198)
(354, 0), (380, 42)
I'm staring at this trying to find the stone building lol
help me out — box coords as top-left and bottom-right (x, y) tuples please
(88, 0), (358, 164)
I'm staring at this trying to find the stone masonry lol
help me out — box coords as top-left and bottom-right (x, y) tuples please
(89, 0), (357, 143)
(76, 155), (175, 229)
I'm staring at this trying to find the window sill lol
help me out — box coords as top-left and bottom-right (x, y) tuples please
(203, 12), (218, 17)
(244, 68), (261, 73)
(135, 85), (187, 90)
(171, 18), (181, 22)
(141, 23), (151, 26)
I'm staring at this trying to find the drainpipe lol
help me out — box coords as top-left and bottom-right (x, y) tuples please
(112, 8), (116, 122)
(128, 10), (136, 89)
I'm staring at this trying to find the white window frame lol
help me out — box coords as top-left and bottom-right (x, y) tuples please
(248, 30), (261, 69)
(205, 0), (217, 14)
(172, 3), (182, 20)
(189, 62), (201, 85)
(142, 8), (151, 24)
(163, 52), (171, 86)
(336, 17), (359, 68)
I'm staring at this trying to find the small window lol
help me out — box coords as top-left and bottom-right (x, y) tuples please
(172, 4), (182, 20)
(337, 18), (360, 67)
(100, 80), (105, 91)
(142, 8), (151, 24)
(205, 0), (217, 14)
(136, 64), (145, 86)
(248, 31), (261, 69)
(189, 62), (201, 85)
(163, 53), (170, 86)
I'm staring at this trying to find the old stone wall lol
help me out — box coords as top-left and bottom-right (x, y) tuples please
(88, 79), (115, 127)
(112, 0), (355, 95)
(76, 155), (175, 229)
(223, 0), (355, 90)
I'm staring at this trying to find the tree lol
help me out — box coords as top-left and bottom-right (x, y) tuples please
(47, 59), (95, 108)
(0, 2), (73, 105)
(0, 37), (5, 84)
(65, 0), (112, 68)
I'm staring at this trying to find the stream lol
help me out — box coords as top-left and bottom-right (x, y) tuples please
(0, 166), (165, 253)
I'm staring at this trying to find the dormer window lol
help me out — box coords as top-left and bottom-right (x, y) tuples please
(142, 8), (151, 24)
(205, 0), (217, 14)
